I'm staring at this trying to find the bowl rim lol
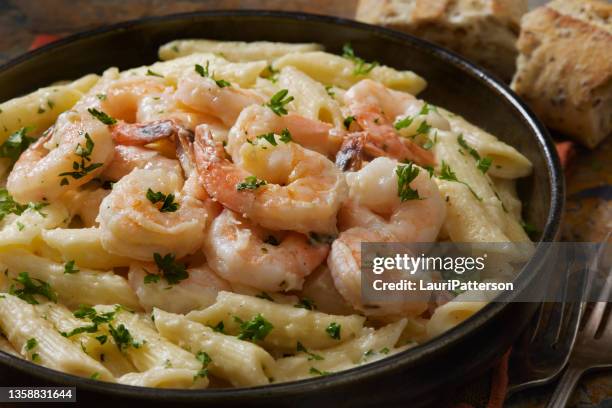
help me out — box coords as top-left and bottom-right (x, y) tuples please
(0, 9), (564, 400)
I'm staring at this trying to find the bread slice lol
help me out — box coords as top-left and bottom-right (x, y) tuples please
(511, 0), (611, 148)
(355, 0), (528, 81)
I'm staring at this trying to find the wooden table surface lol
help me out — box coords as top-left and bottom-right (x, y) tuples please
(0, 1), (610, 407)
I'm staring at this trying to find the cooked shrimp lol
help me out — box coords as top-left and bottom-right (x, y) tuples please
(99, 77), (167, 123)
(328, 157), (446, 317)
(176, 73), (264, 127)
(6, 111), (115, 203)
(340, 157), (446, 242)
(344, 79), (439, 166)
(226, 105), (343, 161)
(194, 126), (347, 235)
(101, 145), (182, 181)
(97, 165), (210, 261)
(128, 261), (231, 314)
(137, 89), (227, 137)
(203, 209), (328, 292)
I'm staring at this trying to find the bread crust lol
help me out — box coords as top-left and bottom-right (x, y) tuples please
(355, 0), (528, 81)
(511, 0), (611, 148)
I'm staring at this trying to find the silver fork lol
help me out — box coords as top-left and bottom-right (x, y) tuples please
(507, 253), (587, 396)
(546, 243), (612, 408)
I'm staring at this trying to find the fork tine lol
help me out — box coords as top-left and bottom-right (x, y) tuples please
(532, 254), (574, 346)
(582, 249), (612, 338)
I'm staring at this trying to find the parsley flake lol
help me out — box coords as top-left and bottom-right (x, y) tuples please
(9, 272), (57, 304)
(438, 161), (482, 201)
(266, 89), (294, 116)
(236, 176), (267, 191)
(0, 127), (35, 163)
(88, 108), (117, 125)
(342, 43), (379, 75)
(396, 163), (421, 201)
(64, 260), (79, 274)
(236, 314), (274, 341)
(146, 188), (179, 213)
(326, 322), (341, 340)
(153, 253), (188, 285)
(343, 115), (356, 130)
(297, 341), (324, 361)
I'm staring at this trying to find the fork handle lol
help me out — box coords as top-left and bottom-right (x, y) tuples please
(546, 365), (585, 408)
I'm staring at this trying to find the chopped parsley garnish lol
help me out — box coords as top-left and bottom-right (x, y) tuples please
(146, 69), (164, 78)
(257, 132), (277, 146)
(236, 176), (267, 191)
(424, 165), (435, 178)
(309, 367), (330, 376)
(25, 337), (37, 352)
(266, 65), (280, 83)
(438, 161), (482, 201)
(87, 108), (117, 125)
(61, 323), (99, 338)
(146, 188), (179, 213)
(325, 85), (335, 97)
(325, 322), (341, 340)
(16, 222), (24, 231)
(416, 121), (431, 135)
(279, 128), (292, 143)
(255, 292), (274, 301)
(62, 305), (116, 338)
(396, 162), (421, 201)
(9, 272), (57, 304)
(153, 253), (189, 285)
(422, 137), (435, 150)
(211, 321), (224, 333)
(214, 79), (231, 88)
(90, 372), (100, 380)
(109, 323), (142, 352)
(419, 103), (436, 115)
(294, 298), (316, 310)
(521, 220), (538, 236)
(143, 273), (160, 284)
(58, 133), (104, 185)
(0, 189), (47, 221)
(144, 273), (159, 284)
(394, 116), (413, 130)
(343, 115), (356, 130)
(235, 314), (274, 341)
(0, 127), (35, 163)
(195, 62), (209, 77)
(63, 260), (79, 274)
(194, 351), (212, 380)
(380, 347), (390, 354)
(477, 157), (493, 173)
(266, 89), (294, 116)
(457, 134), (492, 174)
(297, 341), (324, 361)
(342, 43), (379, 76)
(96, 94), (107, 101)
(194, 61), (231, 88)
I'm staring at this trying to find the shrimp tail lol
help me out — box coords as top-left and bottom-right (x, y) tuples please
(112, 119), (192, 146)
(335, 132), (365, 171)
(193, 125), (254, 214)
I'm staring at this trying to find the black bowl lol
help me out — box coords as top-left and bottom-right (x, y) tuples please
(0, 10), (564, 407)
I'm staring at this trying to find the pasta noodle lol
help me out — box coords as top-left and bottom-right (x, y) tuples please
(159, 39), (323, 63)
